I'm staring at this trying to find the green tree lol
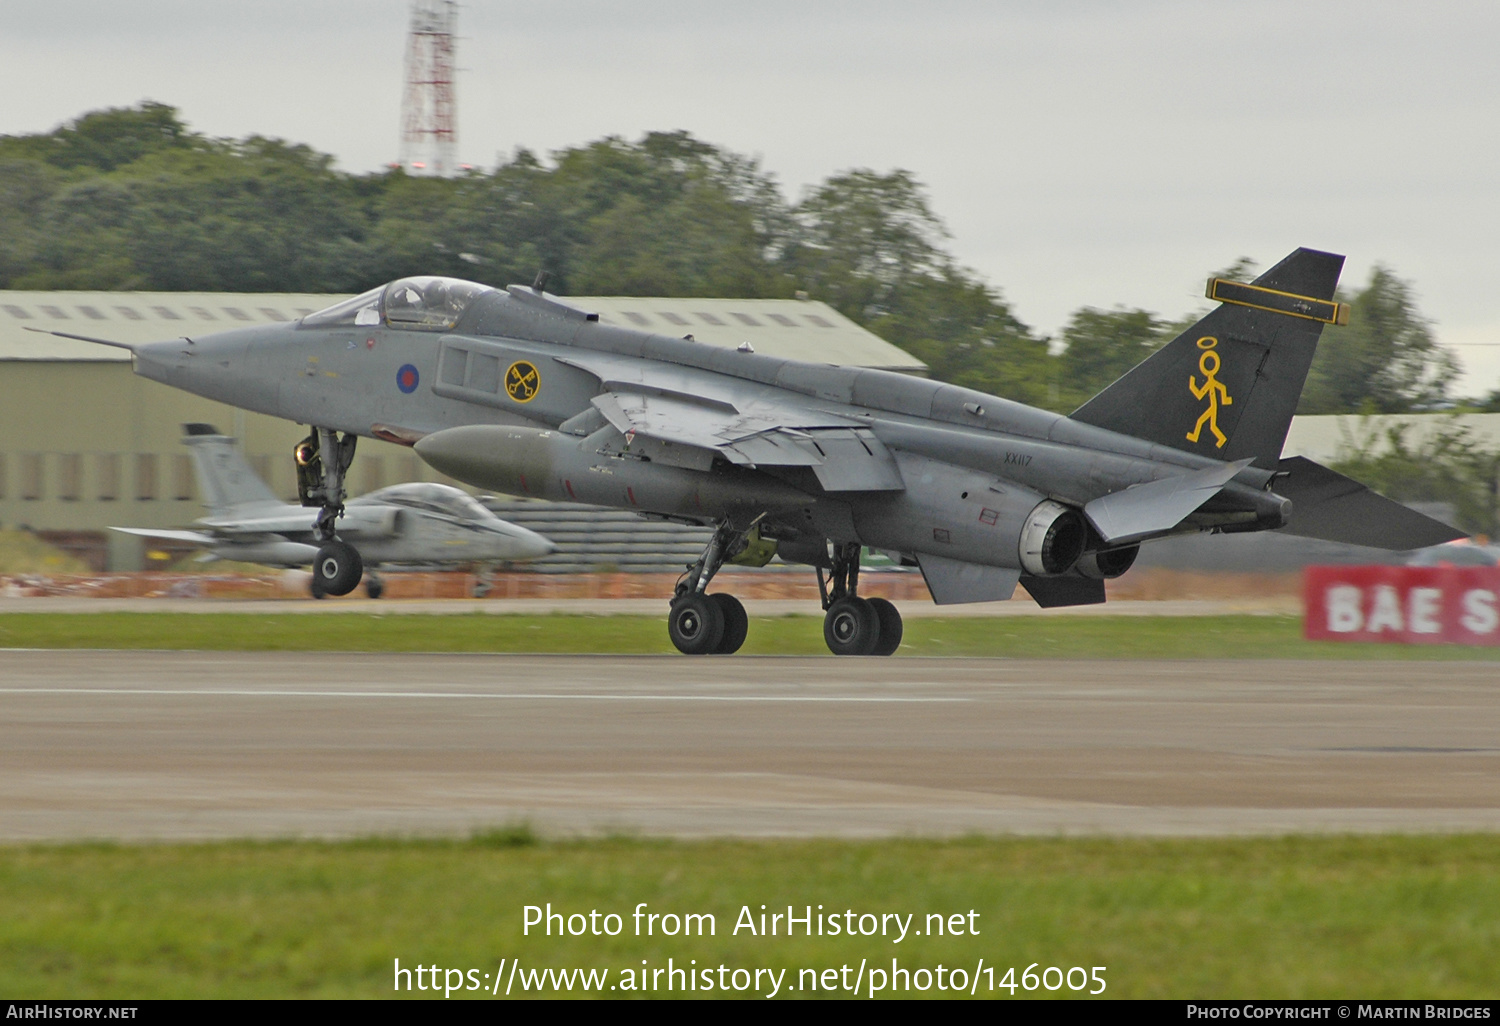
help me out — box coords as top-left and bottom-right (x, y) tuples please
(1299, 267), (1459, 414)
(1054, 307), (1172, 410)
(1329, 417), (1500, 538)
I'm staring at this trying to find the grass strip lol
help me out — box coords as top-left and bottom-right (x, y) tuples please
(1, 834), (1496, 999)
(0, 612), (1498, 659)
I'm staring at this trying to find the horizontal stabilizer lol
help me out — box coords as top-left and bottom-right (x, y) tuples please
(1274, 456), (1466, 550)
(109, 527), (216, 544)
(1020, 574), (1106, 608)
(916, 553), (1020, 605)
(1084, 459), (1253, 543)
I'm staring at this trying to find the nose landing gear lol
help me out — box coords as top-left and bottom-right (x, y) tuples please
(296, 427), (364, 597)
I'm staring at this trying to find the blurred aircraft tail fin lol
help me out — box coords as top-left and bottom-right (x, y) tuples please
(181, 424), (282, 515)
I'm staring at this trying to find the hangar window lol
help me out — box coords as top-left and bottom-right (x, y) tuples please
(3, 304), (31, 319)
(189, 307), (216, 320)
(657, 311), (689, 326)
(731, 312), (761, 327)
(136, 454), (157, 501)
(223, 307), (251, 321)
(20, 453), (43, 500)
(173, 456), (195, 501)
(302, 286), (383, 328)
(97, 454), (119, 501)
(695, 312), (725, 326)
(77, 306), (105, 320)
(259, 307), (287, 322)
(382, 277), (493, 331)
(152, 306), (182, 321)
(622, 312), (652, 326)
(114, 306), (143, 321)
(57, 454), (81, 501)
(40, 305), (67, 319)
(767, 313), (797, 327)
(804, 314), (835, 328)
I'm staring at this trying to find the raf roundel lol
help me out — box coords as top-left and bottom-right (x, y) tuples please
(505, 360), (541, 403)
(396, 364), (420, 394)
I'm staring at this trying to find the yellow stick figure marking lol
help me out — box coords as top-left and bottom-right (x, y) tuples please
(1186, 336), (1233, 448)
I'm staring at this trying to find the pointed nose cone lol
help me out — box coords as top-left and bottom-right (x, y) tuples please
(517, 528), (558, 561)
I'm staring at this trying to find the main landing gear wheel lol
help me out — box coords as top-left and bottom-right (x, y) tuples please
(711, 593), (748, 655)
(668, 592), (724, 655)
(824, 596), (881, 656)
(867, 597), (903, 656)
(313, 540), (363, 597)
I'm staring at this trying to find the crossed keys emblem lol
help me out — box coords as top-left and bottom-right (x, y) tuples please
(504, 360), (540, 403)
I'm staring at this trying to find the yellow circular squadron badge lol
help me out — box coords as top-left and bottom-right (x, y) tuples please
(504, 360), (540, 403)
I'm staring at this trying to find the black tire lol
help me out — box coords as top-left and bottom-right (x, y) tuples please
(868, 597), (904, 656)
(824, 596), (881, 656)
(364, 576), (385, 600)
(313, 540), (363, 597)
(309, 577), (327, 600)
(710, 593), (748, 654)
(668, 592), (724, 655)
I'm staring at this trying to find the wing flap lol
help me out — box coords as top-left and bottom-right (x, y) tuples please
(916, 553), (1021, 604)
(590, 388), (904, 491)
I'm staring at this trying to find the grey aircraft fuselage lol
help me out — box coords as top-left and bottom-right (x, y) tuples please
(56, 249), (1459, 651)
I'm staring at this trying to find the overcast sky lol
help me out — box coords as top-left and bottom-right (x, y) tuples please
(4, 0), (1499, 393)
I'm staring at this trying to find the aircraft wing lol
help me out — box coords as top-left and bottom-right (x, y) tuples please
(198, 505), (402, 539)
(109, 527), (217, 544)
(590, 388), (905, 491)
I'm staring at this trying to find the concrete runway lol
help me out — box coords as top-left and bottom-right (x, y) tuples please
(3, 651), (1499, 841)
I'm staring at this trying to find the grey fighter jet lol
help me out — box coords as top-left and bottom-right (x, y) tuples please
(112, 424), (555, 597)
(43, 248), (1460, 652)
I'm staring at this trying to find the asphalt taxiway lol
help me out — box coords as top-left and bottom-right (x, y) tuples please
(3, 651), (1498, 840)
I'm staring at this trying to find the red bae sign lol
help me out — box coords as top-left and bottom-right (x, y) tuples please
(1304, 565), (1500, 646)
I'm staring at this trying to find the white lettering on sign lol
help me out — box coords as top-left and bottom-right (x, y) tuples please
(1408, 588), (1443, 634)
(1461, 590), (1499, 635)
(1366, 585), (1404, 633)
(1327, 585), (1364, 633)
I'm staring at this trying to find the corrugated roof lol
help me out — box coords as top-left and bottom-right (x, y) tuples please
(0, 289), (926, 373)
(0, 291), (334, 362)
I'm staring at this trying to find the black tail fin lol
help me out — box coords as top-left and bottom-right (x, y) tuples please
(1069, 247), (1345, 469)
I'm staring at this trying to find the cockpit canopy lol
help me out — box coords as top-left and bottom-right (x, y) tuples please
(359, 482), (498, 521)
(301, 276), (494, 331)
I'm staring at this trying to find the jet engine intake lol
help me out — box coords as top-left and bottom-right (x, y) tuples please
(1076, 544), (1140, 580)
(1018, 500), (1087, 576)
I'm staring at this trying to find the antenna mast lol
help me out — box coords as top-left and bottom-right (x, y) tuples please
(398, 0), (458, 175)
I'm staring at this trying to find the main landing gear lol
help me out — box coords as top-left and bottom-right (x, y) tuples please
(668, 521), (749, 655)
(818, 541), (902, 657)
(295, 427), (363, 598)
(666, 528), (902, 657)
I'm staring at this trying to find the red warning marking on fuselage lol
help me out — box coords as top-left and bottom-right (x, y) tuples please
(519, 474), (529, 493)
(627, 486), (638, 506)
(565, 479), (577, 500)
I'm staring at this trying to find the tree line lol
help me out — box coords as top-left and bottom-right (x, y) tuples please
(0, 102), (1470, 418)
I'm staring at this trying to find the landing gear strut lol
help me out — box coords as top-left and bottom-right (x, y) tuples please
(667, 520), (753, 655)
(818, 541), (902, 656)
(295, 427), (363, 597)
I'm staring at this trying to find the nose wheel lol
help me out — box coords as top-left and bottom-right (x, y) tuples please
(295, 427), (364, 597)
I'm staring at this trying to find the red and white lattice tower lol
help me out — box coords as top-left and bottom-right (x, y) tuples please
(398, 0), (458, 176)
